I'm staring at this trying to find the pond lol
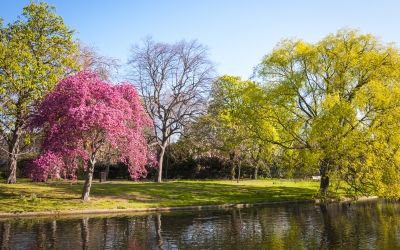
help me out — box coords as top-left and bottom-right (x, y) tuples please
(1, 200), (400, 249)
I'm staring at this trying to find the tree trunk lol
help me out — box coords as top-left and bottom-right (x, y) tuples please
(105, 165), (110, 180)
(237, 160), (241, 183)
(82, 160), (96, 201)
(7, 153), (18, 184)
(230, 165), (236, 180)
(229, 151), (235, 180)
(157, 146), (166, 183)
(254, 165), (259, 180)
(7, 131), (21, 184)
(319, 165), (329, 197)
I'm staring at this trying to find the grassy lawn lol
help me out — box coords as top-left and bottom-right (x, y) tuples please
(0, 179), (320, 213)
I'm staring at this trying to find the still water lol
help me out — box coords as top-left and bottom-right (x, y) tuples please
(1, 200), (400, 249)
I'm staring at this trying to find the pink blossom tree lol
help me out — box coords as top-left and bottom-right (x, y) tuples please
(30, 71), (154, 201)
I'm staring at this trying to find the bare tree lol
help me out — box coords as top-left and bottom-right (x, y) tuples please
(128, 39), (214, 182)
(75, 42), (120, 81)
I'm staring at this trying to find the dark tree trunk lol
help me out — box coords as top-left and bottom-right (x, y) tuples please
(237, 160), (241, 183)
(320, 164), (330, 197)
(252, 148), (261, 180)
(105, 165), (110, 180)
(82, 160), (96, 201)
(157, 146), (166, 183)
(229, 151), (235, 180)
(7, 131), (21, 184)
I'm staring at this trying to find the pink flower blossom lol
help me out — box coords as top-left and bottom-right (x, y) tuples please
(30, 71), (154, 181)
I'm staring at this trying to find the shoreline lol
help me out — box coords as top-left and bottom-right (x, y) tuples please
(0, 196), (380, 219)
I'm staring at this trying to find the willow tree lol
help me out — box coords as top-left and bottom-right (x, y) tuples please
(257, 29), (400, 196)
(0, 2), (77, 183)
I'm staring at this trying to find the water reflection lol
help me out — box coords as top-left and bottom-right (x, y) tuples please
(1, 200), (400, 249)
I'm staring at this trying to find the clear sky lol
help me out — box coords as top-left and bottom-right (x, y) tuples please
(1, 0), (400, 79)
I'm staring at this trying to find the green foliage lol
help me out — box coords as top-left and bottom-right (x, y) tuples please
(207, 76), (277, 174)
(257, 29), (400, 197)
(0, 2), (78, 176)
(183, 30), (400, 198)
(0, 2), (77, 117)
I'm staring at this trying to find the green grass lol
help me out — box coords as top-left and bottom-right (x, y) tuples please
(0, 178), (321, 213)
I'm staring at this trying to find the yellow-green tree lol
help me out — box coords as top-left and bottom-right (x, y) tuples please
(0, 2), (77, 183)
(257, 29), (400, 197)
(209, 75), (276, 180)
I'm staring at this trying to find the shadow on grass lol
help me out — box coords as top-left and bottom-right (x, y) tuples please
(0, 179), (318, 213)
(51, 180), (318, 205)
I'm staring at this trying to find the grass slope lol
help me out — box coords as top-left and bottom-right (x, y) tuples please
(0, 179), (319, 213)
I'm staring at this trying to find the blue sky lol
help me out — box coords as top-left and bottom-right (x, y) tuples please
(1, 1), (400, 79)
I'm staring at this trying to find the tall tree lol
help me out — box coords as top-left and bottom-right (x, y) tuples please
(0, 2), (77, 183)
(30, 71), (153, 201)
(75, 42), (120, 81)
(208, 75), (275, 180)
(256, 29), (400, 196)
(128, 38), (214, 182)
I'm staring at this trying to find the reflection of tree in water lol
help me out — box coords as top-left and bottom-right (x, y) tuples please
(1, 201), (400, 249)
(1, 222), (11, 250)
(372, 202), (400, 249)
(50, 220), (57, 249)
(36, 224), (47, 249)
(256, 205), (323, 249)
(80, 218), (89, 250)
(317, 201), (400, 249)
(155, 213), (163, 249)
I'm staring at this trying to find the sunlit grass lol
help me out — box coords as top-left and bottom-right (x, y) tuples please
(0, 178), (321, 213)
